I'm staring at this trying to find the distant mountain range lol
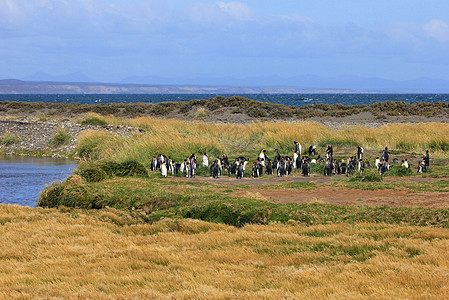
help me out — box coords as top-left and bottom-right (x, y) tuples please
(0, 79), (371, 94)
(1, 73), (449, 94)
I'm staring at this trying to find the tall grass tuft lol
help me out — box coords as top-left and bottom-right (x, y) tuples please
(0, 131), (21, 146)
(48, 128), (72, 147)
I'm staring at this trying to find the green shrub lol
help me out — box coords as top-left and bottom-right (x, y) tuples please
(386, 165), (413, 177)
(80, 116), (107, 126)
(115, 160), (148, 177)
(310, 162), (325, 175)
(48, 128), (72, 147)
(77, 164), (107, 182)
(0, 132), (21, 146)
(98, 160), (121, 176)
(38, 181), (103, 209)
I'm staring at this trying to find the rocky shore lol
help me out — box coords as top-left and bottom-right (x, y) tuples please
(0, 119), (143, 158)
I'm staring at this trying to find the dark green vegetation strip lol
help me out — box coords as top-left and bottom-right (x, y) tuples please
(38, 174), (449, 228)
(2, 97), (449, 119)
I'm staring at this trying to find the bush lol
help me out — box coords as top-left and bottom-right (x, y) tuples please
(98, 160), (121, 176)
(80, 116), (107, 126)
(0, 132), (21, 146)
(115, 160), (148, 177)
(386, 165), (413, 177)
(48, 128), (72, 147)
(77, 164), (108, 182)
(38, 181), (104, 209)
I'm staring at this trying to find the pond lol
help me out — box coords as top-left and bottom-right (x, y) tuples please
(0, 156), (77, 207)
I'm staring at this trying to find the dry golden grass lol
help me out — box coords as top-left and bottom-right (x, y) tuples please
(1, 204), (449, 299)
(75, 114), (449, 165)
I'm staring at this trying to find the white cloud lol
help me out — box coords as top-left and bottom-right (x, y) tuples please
(216, 1), (254, 21)
(423, 19), (449, 41)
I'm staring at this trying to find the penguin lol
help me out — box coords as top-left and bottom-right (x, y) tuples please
(358, 159), (365, 174)
(293, 151), (299, 169)
(418, 160), (427, 173)
(156, 154), (163, 170)
(277, 160), (286, 177)
(324, 159), (332, 176)
(202, 153), (209, 167)
(375, 157), (381, 172)
(151, 156), (156, 171)
(161, 163), (167, 177)
(302, 159), (310, 177)
(357, 146), (364, 161)
(167, 156), (173, 172)
(258, 159), (264, 176)
(308, 144), (316, 156)
(259, 149), (266, 166)
(333, 159), (341, 175)
(347, 161), (355, 177)
(221, 154), (229, 173)
(392, 158), (399, 164)
(229, 158), (238, 175)
(252, 162), (259, 177)
(266, 159), (273, 175)
(180, 160), (185, 173)
(172, 161), (178, 175)
(272, 157), (278, 170)
(274, 149), (281, 161)
(295, 153), (302, 169)
(211, 161), (220, 178)
(365, 161), (371, 168)
(404, 159), (409, 168)
(381, 147), (389, 162)
(294, 141), (302, 155)
(340, 160), (347, 174)
(243, 158), (248, 171)
(237, 162), (244, 179)
(326, 145), (333, 160)
(424, 150), (430, 168)
(286, 158), (292, 175)
(380, 160), (388, 175)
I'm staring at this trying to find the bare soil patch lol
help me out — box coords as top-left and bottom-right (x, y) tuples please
(168, 174), (449, 208)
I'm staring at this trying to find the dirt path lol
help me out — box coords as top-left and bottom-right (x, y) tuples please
(167, 174), (449, 209)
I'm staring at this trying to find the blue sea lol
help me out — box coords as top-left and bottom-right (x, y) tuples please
(0, 93), (448, 107)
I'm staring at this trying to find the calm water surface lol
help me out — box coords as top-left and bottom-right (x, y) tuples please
(0, 156), (76, 207)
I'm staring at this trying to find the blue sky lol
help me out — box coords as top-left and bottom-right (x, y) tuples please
(1, 0), (449, 86)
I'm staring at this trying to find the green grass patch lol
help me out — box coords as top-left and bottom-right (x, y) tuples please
(80, 116), (107, 126)
(262, 182), (317, 190)
(0, 131), (21, 146)
(48, 128), (72, 147)
(386, 165), (413, 177)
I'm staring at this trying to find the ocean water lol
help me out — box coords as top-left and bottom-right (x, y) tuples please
(0, 93), (448, 107)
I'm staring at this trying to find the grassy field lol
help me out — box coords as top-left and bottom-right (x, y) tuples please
(1, 204), (449, 299)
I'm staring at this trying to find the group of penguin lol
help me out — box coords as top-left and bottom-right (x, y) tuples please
(153, 141), (430, 178)
(151, 153), (198, 178)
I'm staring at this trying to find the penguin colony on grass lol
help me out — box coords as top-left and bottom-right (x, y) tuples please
(152, 142), (431, 178)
